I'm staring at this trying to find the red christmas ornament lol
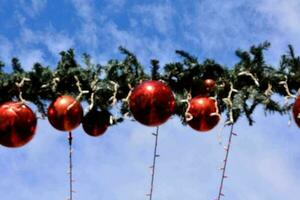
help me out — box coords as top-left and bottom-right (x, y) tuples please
(292, 96), (300, 127)
(204, 79), (216, 92)
(82, 109), (110, 137)
(47, 95), (83, 131)
(0, 102), (37, 148)
(129, 80), (175, 126)
(187, 96), (220, 132)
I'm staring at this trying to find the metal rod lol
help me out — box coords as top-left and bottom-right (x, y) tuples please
(216, 123), (235, 200)
(148, 126), (160, 200)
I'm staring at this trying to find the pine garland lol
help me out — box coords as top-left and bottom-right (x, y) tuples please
(0, 42), (299, 125)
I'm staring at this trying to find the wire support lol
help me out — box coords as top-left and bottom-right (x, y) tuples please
(216, 124), (236, 200)
(147, 126), (160, 200)
(67, 131), (75, 200)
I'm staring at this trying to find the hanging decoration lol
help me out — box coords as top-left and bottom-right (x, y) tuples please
(0, 41), (300, 200)
(129, 80), (175, 126)
(82, 109), (111, 137)
(0, 102), (37, 148)
(47, 95), (83, 131)
(186, 96), (220, 132)
(0, 42), (298, 144)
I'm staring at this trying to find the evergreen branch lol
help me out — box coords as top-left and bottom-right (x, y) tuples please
(0, 42), (298, 126)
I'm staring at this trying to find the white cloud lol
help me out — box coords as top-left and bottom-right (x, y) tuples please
(71, 0), (94, 20)
(19, 0), (47, 17)
(0, 36), (13, 63)
(133, 3), (175, 35)
(71, 0), (99, 49)
(18, 49), (45, 70)
(0, 27), (74, 68)
(31, 0), (47, 14)
(255, 0), (300, 63)
(103, 0), (126, 11)
(69, 0), (178, 64)
(257, 155), (299, 195)
(257, 0), (300, 36)
(43, 32), (74, 55)
(178, 0), (269, 64)
(0, 35), (45, 70)
(19, 27), (74, 57)
(103, 21), (177, 65)
(178, 0), (300, 65)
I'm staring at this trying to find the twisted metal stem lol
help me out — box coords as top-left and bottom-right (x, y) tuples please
(216, 124), (236, 200)
(68, 131), (74, 200)
(147, 126), (160, 200)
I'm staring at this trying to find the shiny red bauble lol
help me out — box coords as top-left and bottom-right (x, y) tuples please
(204, 79), (216, 92)
(0, 102), (37, 148)
(47, 95), (83, 131)
(292, 96), (300, 127)
(187, 96), (220, 132)
(82, 109), (110, 137)
(129, 80), (175, 126)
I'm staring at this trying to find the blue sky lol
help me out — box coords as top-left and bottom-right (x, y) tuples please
(1, 0), (300, 199)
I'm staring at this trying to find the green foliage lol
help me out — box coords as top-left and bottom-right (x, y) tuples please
(0, 61), (4, 71)
(151, 59), (160, 80)
(11, 58), (24, 73)
(0, 42), (298, 126)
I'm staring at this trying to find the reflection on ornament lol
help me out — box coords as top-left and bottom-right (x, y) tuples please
(204, 79), (216, 92)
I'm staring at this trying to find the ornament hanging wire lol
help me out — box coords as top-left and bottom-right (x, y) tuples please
(67, 131), (75, 200)
(146, 126), (160, 200)
(66, 76), (88, 200)
(216, 123), (237, 200)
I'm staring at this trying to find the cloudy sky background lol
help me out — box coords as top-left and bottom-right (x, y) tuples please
(0, 0), (300, 199)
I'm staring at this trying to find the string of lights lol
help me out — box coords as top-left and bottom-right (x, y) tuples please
(147, 126), (160, 200)
(67, 131), (75, 200)
(216, 124), (237, 200)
